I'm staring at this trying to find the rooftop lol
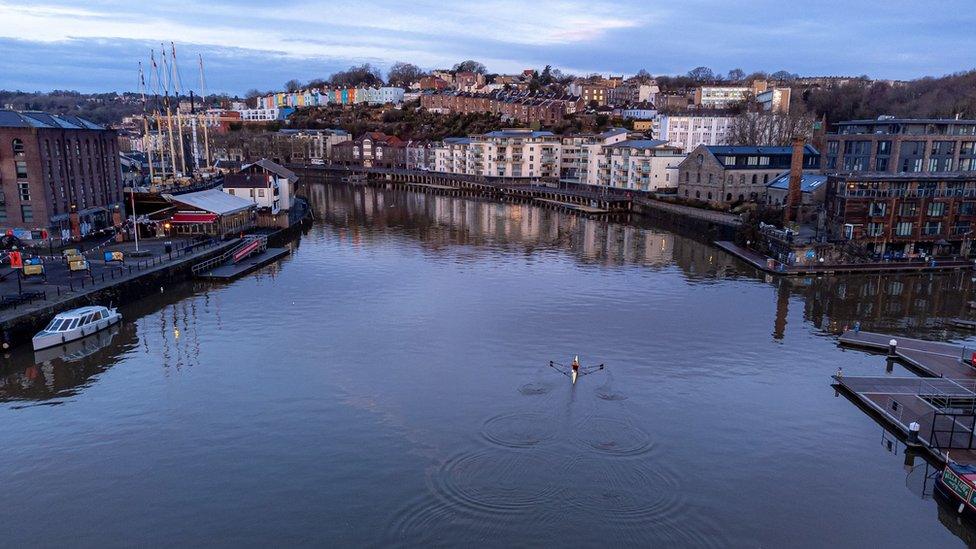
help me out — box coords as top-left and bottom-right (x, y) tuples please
(243, 158), (298, 183)
(766, 172), (828, 192)
(166, 188), (255, 216)
(835, 118), (976, 125)
(223, 173), (274, 189)
(0, 110), (106, 130)
(607, 139), (671, 149)
(706, 144), (820, 156)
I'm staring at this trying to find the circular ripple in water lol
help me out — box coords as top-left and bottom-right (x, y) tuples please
(575, 416), (655, 457)
(427, 449), (565, 516)
(594, 385), (628, 401)
(482, 412), (557, 449)
(384, 494), (460, 546)
(518, 381), (552, 396)
(560, 458), (681, 522)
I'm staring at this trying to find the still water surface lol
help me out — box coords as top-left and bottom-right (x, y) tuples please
(2, 185), (976, 547)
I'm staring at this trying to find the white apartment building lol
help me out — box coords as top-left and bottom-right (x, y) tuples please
(694, 86), (750, 109)
(598, 140), (686, 192)
(433, 130), (561, 178)
(237, 107), (290, 122)
(365, 87), (407, 105)
(559, 128), (629, 186)
(655, 114), (735, 152)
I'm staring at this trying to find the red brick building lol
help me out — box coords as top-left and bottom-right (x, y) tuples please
(0, 110), (123, 237)
(826, 172), (976, 257)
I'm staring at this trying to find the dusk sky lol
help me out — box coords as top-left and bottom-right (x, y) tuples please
(2, 0), (975, 94)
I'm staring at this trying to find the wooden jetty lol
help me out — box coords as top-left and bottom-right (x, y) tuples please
(835, 330), (976, 465)
(196, 247), (289, 281)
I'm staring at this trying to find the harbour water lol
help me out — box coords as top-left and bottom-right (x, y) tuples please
(2, 184), (975, 547)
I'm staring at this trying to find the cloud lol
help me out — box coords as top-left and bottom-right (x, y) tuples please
(0, 0), (974, 93)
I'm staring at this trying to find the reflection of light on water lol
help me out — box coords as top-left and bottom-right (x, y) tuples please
(174, 327), (180, 340)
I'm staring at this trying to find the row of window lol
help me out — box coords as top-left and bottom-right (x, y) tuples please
(865, 221), (966, 237)
(869, 202), (952, 217)
(829, 140), (976, 156)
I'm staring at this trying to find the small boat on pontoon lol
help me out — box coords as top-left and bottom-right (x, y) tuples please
(32, 305), (122, 351)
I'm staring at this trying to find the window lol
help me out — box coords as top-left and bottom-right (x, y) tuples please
(20, 204), (32, 222)
(751, 174), (757, 185)
(867, 223), (884, 236)
(869, 202), (887, 216)
(927, 202), (946, 216)
(258, 189), (266, 197)
(895, 222), (913, 236)
(923, 221), (942, 235)
(15, 161), (27, 179)
(12, 138), (24, 156)
(961, 201), (976, 216)
(18, 181), (30, 201)
(898, 202), (917, 216)
(227, 189), (235, 195)
(902, 158), (923, 172)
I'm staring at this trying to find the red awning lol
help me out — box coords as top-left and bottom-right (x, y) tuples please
(171, 212), (218, 224)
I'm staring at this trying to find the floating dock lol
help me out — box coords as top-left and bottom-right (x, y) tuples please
(835, 330), (976, 465)
(196, 248), (290, 281)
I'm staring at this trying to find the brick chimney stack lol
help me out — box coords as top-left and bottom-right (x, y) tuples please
(784, 137), (805, 224)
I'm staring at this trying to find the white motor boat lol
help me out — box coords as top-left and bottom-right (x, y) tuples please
(32, 305), (122, 351)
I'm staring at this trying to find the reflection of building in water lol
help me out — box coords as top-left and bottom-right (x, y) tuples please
(310, 184), (755, 274)
(776, 271), (973, 340)
(308, 183), (975, 341)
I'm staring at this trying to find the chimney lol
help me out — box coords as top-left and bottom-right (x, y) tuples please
(784, 137), (805, 224)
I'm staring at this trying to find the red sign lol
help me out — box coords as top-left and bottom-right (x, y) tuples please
(9, 251), (22, 269)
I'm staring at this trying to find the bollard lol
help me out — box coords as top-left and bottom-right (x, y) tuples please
(908, 422), (920, 445)
(888, 339), (898, 357)
(886, 358), (894, 373)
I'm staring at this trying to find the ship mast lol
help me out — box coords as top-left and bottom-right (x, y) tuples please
(137, 62), (155, 182)
(148, 51), (167, 180)
(170, 42), (189, 176)
(198, 54), (212, 170)
(159, 47), (180, 178)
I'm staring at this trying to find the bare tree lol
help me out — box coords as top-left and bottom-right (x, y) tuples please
(687, 66), (714, 82)
(387, 62), (425, 87)
(727, 68), (746, 82)
(330, 64), (384, 87)
(452, 60), (487, 74)
(284, 79), (302, 92)
(725, 112), (817, 146)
